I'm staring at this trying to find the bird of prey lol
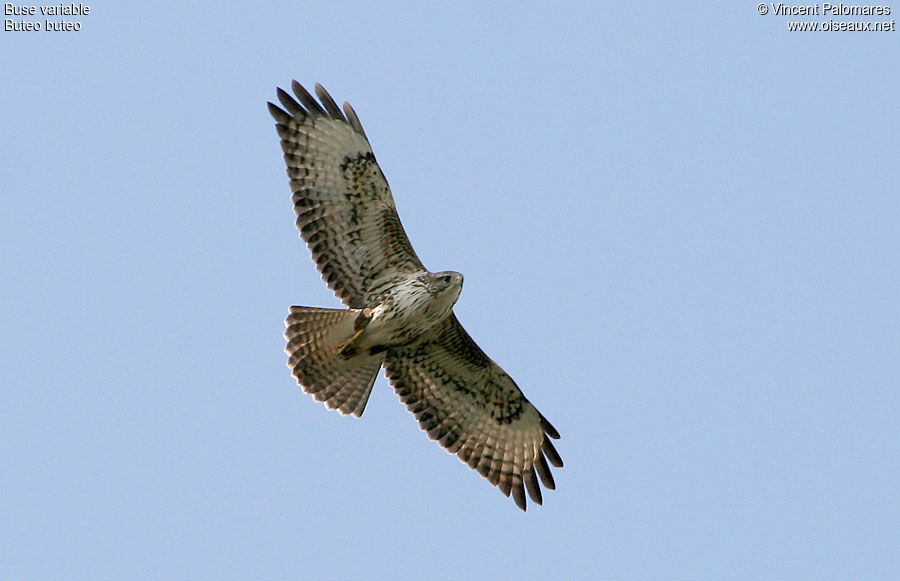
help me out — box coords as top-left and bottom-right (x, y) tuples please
(268, 80), (562, 510)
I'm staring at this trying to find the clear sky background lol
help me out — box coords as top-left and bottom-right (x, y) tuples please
(2, 2), (898, 579)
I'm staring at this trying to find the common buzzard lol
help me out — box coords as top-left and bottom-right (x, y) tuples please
(268, 80), (562, 510)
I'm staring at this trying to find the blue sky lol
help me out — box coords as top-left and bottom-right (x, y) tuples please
(2, 2), (898, 579)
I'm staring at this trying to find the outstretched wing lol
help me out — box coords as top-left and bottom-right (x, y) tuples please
(383, 314), (563, 511)
(269, 81), (425, 308)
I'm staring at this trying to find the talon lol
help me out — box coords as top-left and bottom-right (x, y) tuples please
(337, 327), (366, 356)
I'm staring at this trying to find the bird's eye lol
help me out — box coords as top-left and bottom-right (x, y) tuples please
(440, 275), (451, 283)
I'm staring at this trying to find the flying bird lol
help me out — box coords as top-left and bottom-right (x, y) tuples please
(268, 80), (562, 510)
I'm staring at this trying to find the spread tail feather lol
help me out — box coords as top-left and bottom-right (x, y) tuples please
(284, 306), (383, 417)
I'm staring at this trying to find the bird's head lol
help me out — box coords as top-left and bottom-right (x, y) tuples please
(429, 270), (464, 304)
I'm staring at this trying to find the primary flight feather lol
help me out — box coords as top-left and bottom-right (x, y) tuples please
(269, 80), (562, 510)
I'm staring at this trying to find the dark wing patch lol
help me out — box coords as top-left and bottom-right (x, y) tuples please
(269, 81), (426, 308)
(383, 314), (562, 511)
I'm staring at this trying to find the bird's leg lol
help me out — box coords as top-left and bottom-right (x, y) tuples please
(337, 307), (374, 358)
(336, 329), (364, 356)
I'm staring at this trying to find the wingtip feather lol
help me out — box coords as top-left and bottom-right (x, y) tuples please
(276, 87), (305, 117)
(268, 102), (291, 125)
(542, 438), (564, 468)
(540, 413), (561, 439)
(524, 466), (543, 505)
(535, 454), (556, 490)
(314, 83), (347, 121)
(512, 476), (527, 511)
(343, 102), (368, 139)
(291, 80), (326, 115)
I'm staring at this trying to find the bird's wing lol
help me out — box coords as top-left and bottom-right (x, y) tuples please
(269, 81), (425, 308)
(383, 314), (562, 510)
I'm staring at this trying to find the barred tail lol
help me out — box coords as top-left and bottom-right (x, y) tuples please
(284, 306), (384, 417)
